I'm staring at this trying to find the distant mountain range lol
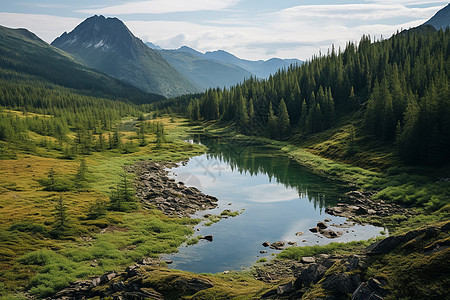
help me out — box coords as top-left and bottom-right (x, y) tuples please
(52, 16), (197, 98)
(0, 24), (163, 104)
(424, 3), (450, 30)
(147, 44), (303, 90)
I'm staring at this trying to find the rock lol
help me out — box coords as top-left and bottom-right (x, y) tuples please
(270, 241), (285, 250)
(262, 241), (271, 247)
(112, 281), (125, 292)
(367, 278), (387, 296)
(277, 281), (295, 295)
(294, 263), (328, 288)
(100, 271), (116, 284)
(288, 241), (297, 246)
(355, 206), (368, 215)
(317, 221), (328, 229)
(90, 277), (101, 287)
(201, 235), (213, 242)
(260, 250), (268, 254)
(164, 260), (174, 264)
(324, 218), (332, 222)
(309, 227), (320, 233)
(223, 270), (230, 274)
(322, 273), (361, 295)
(351, 282), (373, 300)
(320, 229), (343, 239)
(302, 240), (307, 242)
(301, 256), (316, 263)
(173, 277), (214, 293)
(366, 227), (438, 255)
(345, 255), (361, 271)
(347, 190), (365, 198)
(351, 278), (386, 300)
(90, 259), (98, 267)
(295, 231), (304, 236)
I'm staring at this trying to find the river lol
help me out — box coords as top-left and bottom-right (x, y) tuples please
(162, 135), (385, 273)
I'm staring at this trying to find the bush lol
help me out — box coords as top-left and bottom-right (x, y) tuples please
(9, 222), (48, 236)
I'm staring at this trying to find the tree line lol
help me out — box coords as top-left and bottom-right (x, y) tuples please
(175, 29), (450, 165)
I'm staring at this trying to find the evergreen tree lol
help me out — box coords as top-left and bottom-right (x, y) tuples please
(277, 99), (290, 139)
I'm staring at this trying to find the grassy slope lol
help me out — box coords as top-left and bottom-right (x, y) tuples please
(200, 119), (449, 299)
(0, 116), (274, 298)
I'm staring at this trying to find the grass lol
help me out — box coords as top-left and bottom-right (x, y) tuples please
(0, 116), (210, 297)
(277, 239), (377, 262)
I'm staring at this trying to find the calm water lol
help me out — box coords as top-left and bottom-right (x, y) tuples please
(162, 136), (385, 273)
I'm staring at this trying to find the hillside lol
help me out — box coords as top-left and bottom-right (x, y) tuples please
(0, 25), (164, 104)
(158, 49), (252, 90)
(424, 3), (450, 30)
(52, 15), (198, 97)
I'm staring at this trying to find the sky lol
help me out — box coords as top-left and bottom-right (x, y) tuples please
(0, 0), (447, 60)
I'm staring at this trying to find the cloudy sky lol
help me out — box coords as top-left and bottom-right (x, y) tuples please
(0, 0), (447, 60)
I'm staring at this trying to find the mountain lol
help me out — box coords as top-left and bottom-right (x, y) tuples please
(52, 15), (198, 97)
(424, 3), (450, 30)
(145, 42), (162, 50)
(180, 48), (303, 78)
(158, 49), (252, 90)
(0, 25), (163, 104)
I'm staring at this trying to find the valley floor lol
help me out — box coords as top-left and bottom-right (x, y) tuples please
(0, 117), (448, 299)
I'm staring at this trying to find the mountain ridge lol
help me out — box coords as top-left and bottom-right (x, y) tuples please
(52, 15), (198, 97)
(177, 46), (302, 78)
(0, 24), (163, 104)
(424, 3), (450, 30)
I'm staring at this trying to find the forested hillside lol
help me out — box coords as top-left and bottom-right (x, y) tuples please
(177, 29), (450, 165)
(0, 24), (164, 157)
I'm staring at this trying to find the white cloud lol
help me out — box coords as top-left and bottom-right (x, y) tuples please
(0, 2), (445, 60)
(78, 0), (241, 15)
(274, 4), (441, 21)
(0, 13), (81, 43)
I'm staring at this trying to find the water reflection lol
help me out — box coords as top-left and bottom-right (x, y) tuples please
(163, 135), (383, 273)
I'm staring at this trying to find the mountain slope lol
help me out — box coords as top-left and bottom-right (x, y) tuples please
(52, 15), (198, 97)
(0, 25), (163, 104)
(158, 49), (252, 90)
(424, 3), (450, 29)
(177, 47), (302, 78)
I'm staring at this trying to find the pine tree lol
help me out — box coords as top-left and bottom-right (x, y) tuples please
(51, 196), (69, 236)
(277, 99), (290, 139)
(267, 102), (277, 138)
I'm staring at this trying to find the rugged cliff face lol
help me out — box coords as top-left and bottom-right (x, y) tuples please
(52, 15), (198, 98)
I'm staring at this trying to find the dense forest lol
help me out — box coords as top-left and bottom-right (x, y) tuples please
(169, 28), (450, 165)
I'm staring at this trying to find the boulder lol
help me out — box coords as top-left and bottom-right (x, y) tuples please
(100, 271), (116, 284)
(201, 235), (213, 242)
(294, 263), (328, 288)
(365, 228), (439, 255)
(345, 255), (361, 271)
(317, 221), (328, 229)
(322, 273), (361, 295)
(262, 241), (271, 247)
(309, 227), (319, 233)
(295, 231), (304, 236)
(173, 277), (214, 293)
(301, 256), (316, 263)
(352, 278), (386, 300)
(270, 241), (286, 250)
(277, 281), (295, 295)
(320, 229), (343, 239)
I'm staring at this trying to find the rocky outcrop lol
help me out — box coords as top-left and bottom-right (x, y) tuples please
(49, 261), (214, 299)
(131, 161), (218, 217)
(325, 190), (414, 219)
(366, 225), (440, 255)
